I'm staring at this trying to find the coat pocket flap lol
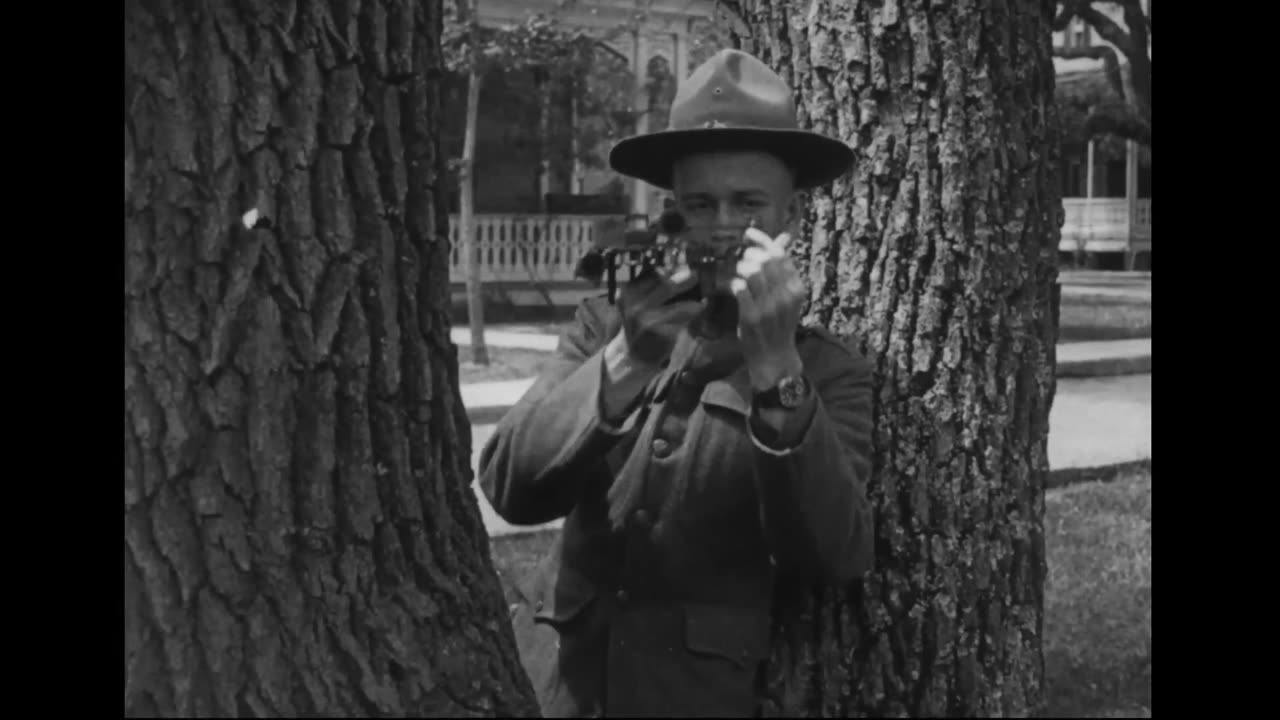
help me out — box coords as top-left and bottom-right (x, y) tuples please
(683, 604), (771, 668)
(533, 565), (599, 626)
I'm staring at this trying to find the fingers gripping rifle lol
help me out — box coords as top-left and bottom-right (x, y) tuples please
(588, 209), (751, 305)
(600, 210), (684, 303)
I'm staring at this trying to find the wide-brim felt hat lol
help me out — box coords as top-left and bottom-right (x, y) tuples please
(609, 49), (855, 191)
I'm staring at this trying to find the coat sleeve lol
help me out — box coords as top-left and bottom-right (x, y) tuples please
(477, 297), (642, 525)
(747, 340), (876, 583)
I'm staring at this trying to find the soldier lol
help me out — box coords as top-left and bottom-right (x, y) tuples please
(479, 49), (874, 717)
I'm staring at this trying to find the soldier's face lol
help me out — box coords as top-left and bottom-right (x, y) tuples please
(671, 150), (798, 289)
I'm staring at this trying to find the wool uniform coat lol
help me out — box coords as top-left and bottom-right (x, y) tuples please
(480, 295), (875, 717)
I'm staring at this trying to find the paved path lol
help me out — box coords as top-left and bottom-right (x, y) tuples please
(1057, 338), (1150, 364)
(460, 378), (537, 411)
(1059, 270), (1151, 283)
(451, 328), (560, 352)
(1047, 374), (1150, 470)
(1060, 284), (1150, 300)
(469, 373), (1152, 537)
(1059, 271), (1150, 300)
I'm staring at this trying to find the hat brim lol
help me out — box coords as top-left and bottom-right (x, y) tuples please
(608, 127), (855, 191)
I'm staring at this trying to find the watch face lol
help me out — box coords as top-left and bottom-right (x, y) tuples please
(778, 376), (808, 408)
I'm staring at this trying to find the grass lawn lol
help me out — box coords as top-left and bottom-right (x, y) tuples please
(1042, 469), (1152, 717)
(458, 346), (557, 385)
(1058, 293), (1151, 343)
(488, 468), (1152, 717)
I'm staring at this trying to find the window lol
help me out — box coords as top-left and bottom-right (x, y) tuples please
(1058, 19), (1094, 50)
(1073, 20), (1092, 49)
(1064, 156), (1084, 197)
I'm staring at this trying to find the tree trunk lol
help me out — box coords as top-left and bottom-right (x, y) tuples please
(460, 62), (489, 366)
(733, 1), (1060, 716)
(124, 1), (533, 715)
(536, 70), (552, 213)
(569, 81), (584, 194)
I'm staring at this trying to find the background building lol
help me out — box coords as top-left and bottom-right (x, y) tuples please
(450, 1), (1150, 318)
(1051, 2), (1152, 270)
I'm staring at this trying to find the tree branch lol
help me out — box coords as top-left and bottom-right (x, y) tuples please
(1117, 0), (1151, 116)
(1054, 2), (1139, 56)
(453, 0), (473, 24)
(1076, 4), (1136, 57)
(1111, 1), (1147, 22)
(1084, 103), (1150, 146)
(1052, 0), (1090, 31)
(713, 0), (749, 25)
(1053, 44), (1126, 101)
(1112, 0), (1150, 54)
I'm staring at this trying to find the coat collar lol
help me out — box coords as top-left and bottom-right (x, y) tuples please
(700, 368), (752, 416)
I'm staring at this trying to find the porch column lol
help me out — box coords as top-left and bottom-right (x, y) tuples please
(673, 29), (689, 87)
(1082, 138), (1095, 247)
(1085, 139), (1095, 199)
(1125, 139), (1139, 238)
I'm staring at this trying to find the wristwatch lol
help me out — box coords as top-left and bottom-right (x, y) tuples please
(753, 374), (812, 410)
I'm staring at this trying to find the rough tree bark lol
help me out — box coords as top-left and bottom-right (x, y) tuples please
(727, 0), (1061, 716)
(124, 1), (534, 715)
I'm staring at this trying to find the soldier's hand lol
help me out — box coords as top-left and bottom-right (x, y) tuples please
(732, 228), (806, 390)
(615, 266), (701, 367)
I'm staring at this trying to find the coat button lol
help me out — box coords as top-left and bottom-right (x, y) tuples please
(678, 370), (699, 386)
(616, 589), (629, 605)
(651, 438), (671, 457)
(662, 385), (691, 413)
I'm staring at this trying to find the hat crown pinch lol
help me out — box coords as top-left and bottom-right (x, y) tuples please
(669, 49), (798, 132)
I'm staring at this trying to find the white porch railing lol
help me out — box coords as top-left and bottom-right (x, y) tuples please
(1060, 198), (1151, 246)
(448, 214), (617, 284)
(452, 204), (1152, 284)
(1130, 199), (1151, 240)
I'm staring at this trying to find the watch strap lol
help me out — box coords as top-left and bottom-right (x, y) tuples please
(753, 375), (810, 411)
(752, 384), (785, 410)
